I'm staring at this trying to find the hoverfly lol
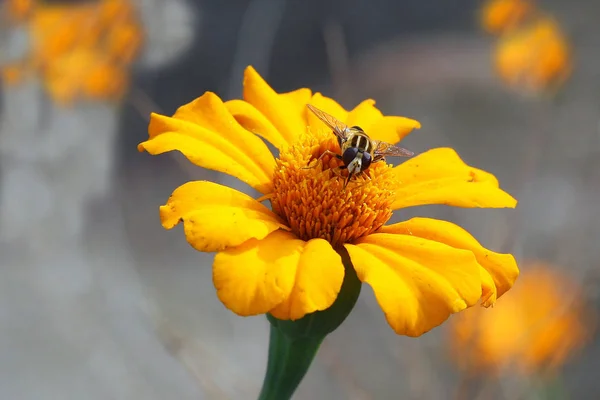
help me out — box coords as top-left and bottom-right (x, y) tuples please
(306, 104), (414, 188)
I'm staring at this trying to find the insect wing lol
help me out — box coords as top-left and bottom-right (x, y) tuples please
(307, 104), (350, 143)
(373, 140), (414, 157)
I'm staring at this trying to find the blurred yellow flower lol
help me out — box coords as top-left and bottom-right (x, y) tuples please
(45, 49), (128, 104)
(105, 21), (144, 64)
(1, 64), (25, 85)
(480, 0), (535, 34)
(138, 66), (520, 337)
(3, 0), (36, 22)
(29, 3), (103, 70)
(494, 16), (571, 93)
(1, 0), (143, 104)
(449, 263), (594, 374)
(99, 0), (136, 23)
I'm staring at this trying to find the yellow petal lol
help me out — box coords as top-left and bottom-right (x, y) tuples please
(345, 233), (482, 336)
(344, 99), (421, 144)
(225, 99), (287, 150)
(270, 239), (344, 320)
(392, 148), (517, 209)
(160, 181), (287, 252)
(242, 66), (311, 146)
(307, 92), (349, 133)
(379, 218), (519, 300)
(139, 92), (275, 194)
(345, 99), (383, 129)
(213, 230), (304, 316)
(366, 116), (421, 144)
(479, 266), (498, 307)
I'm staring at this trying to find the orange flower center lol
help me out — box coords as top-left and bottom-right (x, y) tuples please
(270, 128), (396, 248)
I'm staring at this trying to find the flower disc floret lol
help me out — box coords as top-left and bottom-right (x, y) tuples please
(271, 129), (395, 248)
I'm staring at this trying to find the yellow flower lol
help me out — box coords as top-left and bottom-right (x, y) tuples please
(1, 64), (26, 86)
(98, 0), (143, 64)
(105, 20), (143, 64)
(1, 0), (142, 103)
(3, 0), (36, 23)
(480, 0), (535, 34)
(494, 16), (571, 93)
(449, 263), (594, 373)
(29, 3), (103, 70)
(45, 49), (128, 105)
(138, 66), (520, 337)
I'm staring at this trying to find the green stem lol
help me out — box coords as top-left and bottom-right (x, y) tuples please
(257, 324), (323, 400)
(257, 248), (362, 399)
(529, 373), (569, 400)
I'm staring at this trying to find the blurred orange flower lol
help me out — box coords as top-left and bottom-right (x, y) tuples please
(494, 16), (571, 94)
(99, 0), (136, 23)
(1, 64), (25, 85)
(3, 0), (36, 22)
(480, 0), (536, 34)
(105, 21), (144, 64)
(1, 0), (143, 104)
(29, 4), (104, 70)
(449, 263), (595, 374)
(45, 49), (128, 104)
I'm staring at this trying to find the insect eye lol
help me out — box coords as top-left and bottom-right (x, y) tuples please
(342, 147), (359, 166)
(361, 152), (372, 171)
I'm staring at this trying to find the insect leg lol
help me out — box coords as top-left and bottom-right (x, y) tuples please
(318, 150), (343, 162)
(302, 150), (342, 169)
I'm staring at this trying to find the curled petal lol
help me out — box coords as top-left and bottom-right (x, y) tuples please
(270, 239), (344, 320)
(479, 266), (498, 307)
(366, 116), (421, 145)
(243, 66), (312, 145)
(392, 148), (517, 209)
(345, 99), (420, 144)
(160, 181), (287, 252)
(346, 99), (383, 129)
(225, 99), (287, 150)
(345, 233), (482, 336)
(139, 92), (275, 194)
(213, 231), (303, 316)
(379, 218), (519, 301)
(306, 94), (420, 145)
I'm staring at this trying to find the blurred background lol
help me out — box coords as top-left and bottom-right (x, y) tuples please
(0, 0), (599, 398)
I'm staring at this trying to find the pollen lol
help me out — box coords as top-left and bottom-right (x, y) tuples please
(270, 129), (396, 248)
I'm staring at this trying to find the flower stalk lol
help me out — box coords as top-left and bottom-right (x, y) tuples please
(257, 325), (323, 400)
(258, 249), (362, 399)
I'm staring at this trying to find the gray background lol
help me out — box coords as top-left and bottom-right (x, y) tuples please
(1, 0), (599, 399)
